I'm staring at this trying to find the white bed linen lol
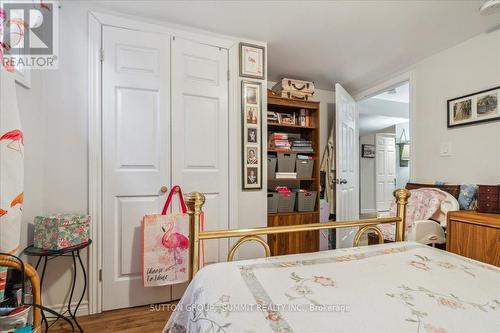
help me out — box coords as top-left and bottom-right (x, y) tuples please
(164, 242), (500, 333)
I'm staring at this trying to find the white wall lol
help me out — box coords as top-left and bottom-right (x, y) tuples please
(412, 28), (500, 184)
(359, 126), (395, 213)
(14, 1), (95, 314)
(16, 2), (268, 312)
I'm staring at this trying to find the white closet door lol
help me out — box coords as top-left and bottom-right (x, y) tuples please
(102, 26), (171, 310)
(171, 37), (229, 269)
(375, 134), (396, 212)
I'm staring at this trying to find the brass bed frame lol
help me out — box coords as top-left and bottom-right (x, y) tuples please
(186, 188), (411, 279)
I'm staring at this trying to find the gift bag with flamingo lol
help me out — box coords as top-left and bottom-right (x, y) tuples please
(142, 185), (190, 287)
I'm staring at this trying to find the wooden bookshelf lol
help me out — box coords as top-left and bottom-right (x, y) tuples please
(267, 90), (320, 256)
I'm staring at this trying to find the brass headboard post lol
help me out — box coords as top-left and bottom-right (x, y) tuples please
(394, 188), (411, 242)
(186, 192), (206, 279)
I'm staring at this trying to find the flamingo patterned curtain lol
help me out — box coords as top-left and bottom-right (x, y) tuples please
(0, 69), (24, 255)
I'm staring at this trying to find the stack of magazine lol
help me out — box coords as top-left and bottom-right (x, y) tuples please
(269, 133), (291, 150)
(291, 139), (313, 153)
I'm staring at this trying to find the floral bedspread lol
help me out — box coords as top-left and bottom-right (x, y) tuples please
(164, 242), (500, 333)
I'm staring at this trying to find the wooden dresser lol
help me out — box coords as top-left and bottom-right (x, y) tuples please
(446, 211), (500, 266)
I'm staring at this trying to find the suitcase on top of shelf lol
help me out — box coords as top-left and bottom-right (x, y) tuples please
(272, 78), (315, 94)
(280, 91), (313, 101)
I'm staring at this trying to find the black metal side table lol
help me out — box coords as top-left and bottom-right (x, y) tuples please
(22, 240), (91, 332)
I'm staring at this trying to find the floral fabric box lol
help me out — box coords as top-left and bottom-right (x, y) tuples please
(33, 214), (90, 250)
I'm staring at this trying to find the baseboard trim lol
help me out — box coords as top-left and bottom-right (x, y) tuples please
(44, 301), (89, 318)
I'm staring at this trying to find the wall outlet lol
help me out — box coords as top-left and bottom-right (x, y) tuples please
(440, 142), (452, 156)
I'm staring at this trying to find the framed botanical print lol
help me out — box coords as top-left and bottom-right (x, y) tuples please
(242, 81), (262, 189)
(239, 43), (265, 79)
(447, 85), (500, 128)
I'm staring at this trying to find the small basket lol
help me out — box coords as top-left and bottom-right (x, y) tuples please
(296, 191), (317, 212)
(267, 192), (279, 213)
(277, 192), (296, 213)
(295, 159), (314, 178)
(34, 214), (90, 250)
(267, 156), (277, 179)
(277, 153), (296, 173)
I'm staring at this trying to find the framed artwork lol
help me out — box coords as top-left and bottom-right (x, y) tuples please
(447, 85), (500, 128)
(242, 81), (262, 189)
(361, 144), (375, 158)
(239, 43), (265, 79)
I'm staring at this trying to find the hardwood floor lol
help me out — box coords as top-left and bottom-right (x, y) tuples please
(48, 303), (176, 333)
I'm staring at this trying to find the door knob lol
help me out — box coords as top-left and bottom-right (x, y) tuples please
(160, 186), (168, 193)
(339, 179), (348, 185)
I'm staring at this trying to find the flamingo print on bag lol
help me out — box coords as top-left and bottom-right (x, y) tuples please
(0, 129), (24, 154)
(0, 209), (7, 217)
(161, 221), (189, 278)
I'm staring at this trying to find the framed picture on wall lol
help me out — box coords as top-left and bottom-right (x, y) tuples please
(242, 81), (262, 189)
(239, 43), (265, 79)
(447, 85), (500, 128)
(361, 144), (375, 158)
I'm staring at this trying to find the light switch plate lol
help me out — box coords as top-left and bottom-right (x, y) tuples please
(440, 142), (452, 156)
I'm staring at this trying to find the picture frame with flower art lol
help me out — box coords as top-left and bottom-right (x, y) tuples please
(239, 42), (265, 79)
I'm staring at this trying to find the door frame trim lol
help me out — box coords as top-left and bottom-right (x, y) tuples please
(354, 71), (416, 181)
(88, 10), (256, 314)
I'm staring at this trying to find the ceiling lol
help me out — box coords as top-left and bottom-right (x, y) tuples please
(359, 82), (409, 135)
(372, 82), (409, 104)
(89, 1), (500, 92)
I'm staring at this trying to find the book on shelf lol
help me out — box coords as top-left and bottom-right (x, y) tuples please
(267, 111), (280, 124)
(275, 172), (297, 179)
(278, 113), (296, 125)
(267, 109), (311, 127)
(291, 139), (313, 152)
(269, 132), (291, 150)
(271, 132), (288, 140)
(297, 154), (314, 160)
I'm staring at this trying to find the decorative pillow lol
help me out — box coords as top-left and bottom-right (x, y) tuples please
(458, 184), (477, 210)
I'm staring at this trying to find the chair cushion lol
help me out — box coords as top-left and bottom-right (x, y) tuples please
(379, 188), (446, 241)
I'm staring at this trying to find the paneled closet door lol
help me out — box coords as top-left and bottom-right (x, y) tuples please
(171, 37), (229, 298)
(375, 133), (396, 212)
(102, 26), (172, 310)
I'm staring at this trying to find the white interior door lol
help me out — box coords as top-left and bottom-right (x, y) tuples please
(102, 26), (172, 310)
(171, 37), (229, 285)
(335, 83), (359, 248)
(375, 134), (396, 212)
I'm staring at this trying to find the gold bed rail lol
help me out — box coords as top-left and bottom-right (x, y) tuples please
(186, 188), (411, 279)
(0, 255), (41, 331)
